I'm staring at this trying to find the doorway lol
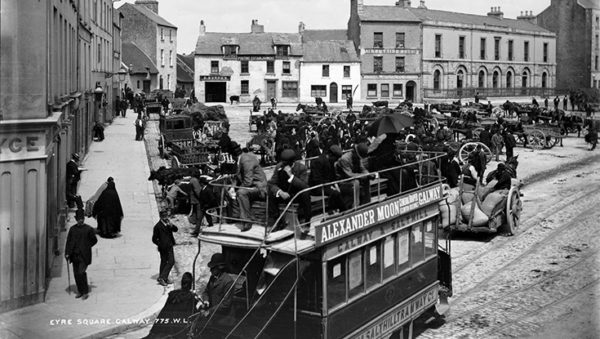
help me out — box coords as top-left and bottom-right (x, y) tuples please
(329, 83), (338, 103)
(266, 81), (277, 100)
(143, 80), (151, 93)
(406, 81), (416, 102)
(205, 82), (227, 102)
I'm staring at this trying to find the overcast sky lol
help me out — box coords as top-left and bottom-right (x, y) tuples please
(118, 0), (551, 54)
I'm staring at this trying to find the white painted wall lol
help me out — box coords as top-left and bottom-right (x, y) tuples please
(299, 62), (361, 103)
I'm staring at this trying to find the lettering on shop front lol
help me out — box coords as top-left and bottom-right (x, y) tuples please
(0, 133), (46, 161)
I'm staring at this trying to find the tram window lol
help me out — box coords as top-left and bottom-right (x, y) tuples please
(297, 260), (322, 312)
(410, 223), (425, 266)
(366, 244), (381, 289)
(424, 218), (437, 257)
(397, 229), (410, 273)
(327, 256), (346, 309)
(382, 235), (396, 280)
(348, 250), (364, 298)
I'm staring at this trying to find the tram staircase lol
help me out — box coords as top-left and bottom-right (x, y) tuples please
(196, 250), (299, 339)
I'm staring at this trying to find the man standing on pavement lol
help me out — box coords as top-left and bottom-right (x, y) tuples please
(66, 153), (84, 209)
(153, 210), (178, 286)
(65, 209), (98, 300)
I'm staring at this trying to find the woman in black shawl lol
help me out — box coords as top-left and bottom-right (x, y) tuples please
(92, 177), (123, 238)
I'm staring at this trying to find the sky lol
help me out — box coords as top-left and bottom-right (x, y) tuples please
(117, 0), (551, 54)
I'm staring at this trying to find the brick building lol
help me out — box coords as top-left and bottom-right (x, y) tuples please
(194, 20), (303, 103)
(349, 0), (557, 102)
(537, 0), (600, 89)
(119, 0), (177, 92)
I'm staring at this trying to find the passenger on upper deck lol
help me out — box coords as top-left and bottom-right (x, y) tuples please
(335, 143), (377, 210)
(267, 149), (311, 235)
(233, 144), (267, 232)
(309, 145), (345, 213)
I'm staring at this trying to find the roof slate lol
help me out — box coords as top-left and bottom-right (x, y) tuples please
(302, 40), (359, 63)
(578, 0), (600, 9)
(122, 42), (159, 74)
(302, 29), (349, 42)
(360, 6), (552, 33)
(119, 3), (176, 28)
(195, 33), (303, 55)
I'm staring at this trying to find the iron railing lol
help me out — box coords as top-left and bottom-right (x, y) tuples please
(424, 87), (569, 100)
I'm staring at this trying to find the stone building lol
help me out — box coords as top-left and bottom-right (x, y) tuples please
(176, 54), (195, 95)
(299, 27), (361, 103)
(0, 0), (120, 311)
(349, 0), (557, 102)
(119, 0), (177, 92)
(537, 0), (600, 89)
(194, 20), (303, 103)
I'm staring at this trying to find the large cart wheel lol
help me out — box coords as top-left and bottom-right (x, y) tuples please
(503, 186), (523, 235)
(545, 135), (559, 149)
(527, 130), (545, 150)
(472, 127), (484, 141)
(459, 142), (493, 164)
(171, 155), (180, 169)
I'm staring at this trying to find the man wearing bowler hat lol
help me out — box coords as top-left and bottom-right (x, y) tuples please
(335, 142), (377, 210)
(152, 209), (178, 286)
(65, 209), (97, 300)
(267, 148), (311, 235)
(309, 144), (346, 213)
(200, 253), (234, 325)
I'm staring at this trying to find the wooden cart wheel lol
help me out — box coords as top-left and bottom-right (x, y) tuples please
(503, 186), (522, 235)
(459, 142), (493, 164)
(527, 129), (545, 150)
(171, 155), (180, 169)
(545, 135), (559, 149)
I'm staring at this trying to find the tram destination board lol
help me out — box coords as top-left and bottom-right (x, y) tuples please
(315, 185), (443, 246)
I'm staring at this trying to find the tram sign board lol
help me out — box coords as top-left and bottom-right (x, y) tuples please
(315, 184), (442, 247)
(348, 283), (439, 339)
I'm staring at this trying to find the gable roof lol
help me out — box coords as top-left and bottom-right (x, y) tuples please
(360, 6), (552, 34)
(176, 54), (194, 83)
(119, 3), (176, 28)
(122, 42), (159, 74)
(302, 29), (348, 42)
(302, 40), (359, 63)
(195, 33), (303, 56)
(578, 0), (600, 9)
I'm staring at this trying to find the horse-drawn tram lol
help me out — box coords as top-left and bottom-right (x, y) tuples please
(188, 154), (452, 339)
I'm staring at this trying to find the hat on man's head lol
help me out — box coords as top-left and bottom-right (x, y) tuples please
(329, 145), (343, 158)
(75, 209), (85, 220)
(355, 143), (369, 158)
(280, 149), (296, 162)
(207, 253), (226, 268)
(159, 209), (169, 217)
(71, 153), (80, 161)
(231, 142), (243, 157)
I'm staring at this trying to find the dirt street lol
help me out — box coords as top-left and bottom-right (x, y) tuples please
(112, 105), (600, 339)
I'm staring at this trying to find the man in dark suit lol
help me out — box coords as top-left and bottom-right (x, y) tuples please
(267, 149), (311, 234)
(65, 209), (98, 300)
(200, 253), (235, 329)
(234, 144), (267, 231)
(309, 145), (345, 213)
(191, 176), (217, 237)
(152, 210), (178, 286)
(66, 153), (82, 208)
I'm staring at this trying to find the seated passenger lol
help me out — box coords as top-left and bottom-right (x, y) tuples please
(267, 149), (311, 235)
(309, 145), (345, 213)
(233, 144), (267, 232)
(335, 143), (376, 210)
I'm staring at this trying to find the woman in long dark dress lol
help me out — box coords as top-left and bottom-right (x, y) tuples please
(92, 177), (124, 238)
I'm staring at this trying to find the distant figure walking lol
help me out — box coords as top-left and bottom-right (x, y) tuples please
(346, 93), (353, 110)
(252, 96), (262, 112)
(65, 209), (98, 300)
(92, 177), (124, 238)
(135, 113), (144, 141)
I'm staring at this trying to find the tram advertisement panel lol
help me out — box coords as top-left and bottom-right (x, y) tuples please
(316, 185), (442, 246)
(347, 283), (439, 339)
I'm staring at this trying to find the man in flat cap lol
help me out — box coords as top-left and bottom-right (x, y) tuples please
(335, 142), (376, 210)
(267, 149), (311, 235)
(309, 144), (346, 213)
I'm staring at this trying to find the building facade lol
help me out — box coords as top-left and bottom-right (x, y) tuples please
(177, 54), (195, 95)
(349, 0), (557, 102)
(194, 20), (303, 103)
(0, 0), (121, 312)
(537, 0), (600, 89)
(299, 37), (361, 103)
(119, 0), (177, 93)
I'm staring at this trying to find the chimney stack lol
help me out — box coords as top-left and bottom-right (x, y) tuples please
(487, 6), (504, 20)
(251, 19), (264, 33)
(134, 0), (159, 14)
(517, 10), (537, 24)
(395, 0), (412, 7)
(298, 21), (306, 34)
(199, 20), (206, 36)
(418, 0), (427, 9)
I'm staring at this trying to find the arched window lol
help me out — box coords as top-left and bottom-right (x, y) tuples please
(434, 70), (441, 90)
(478, 70), (486, 88)
(522, 71), (529, 88)
(493, 71), (499, 88)
(542, 72), (547, 88)
(506, 72), (513, 88)
(159, 75), (164, 90)
(457, 70), (464, 89)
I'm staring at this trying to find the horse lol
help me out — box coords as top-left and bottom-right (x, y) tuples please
(229, 95), (240, 105)
(372, 100), (389, 108)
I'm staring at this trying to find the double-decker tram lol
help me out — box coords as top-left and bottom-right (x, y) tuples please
(188, 150), (452, 339)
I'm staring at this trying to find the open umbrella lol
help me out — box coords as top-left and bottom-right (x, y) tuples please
(367, 113), (414, 137)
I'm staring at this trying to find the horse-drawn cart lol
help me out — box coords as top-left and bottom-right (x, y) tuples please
(522, 123), (562, 150)
(158, 114), (194, 158)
